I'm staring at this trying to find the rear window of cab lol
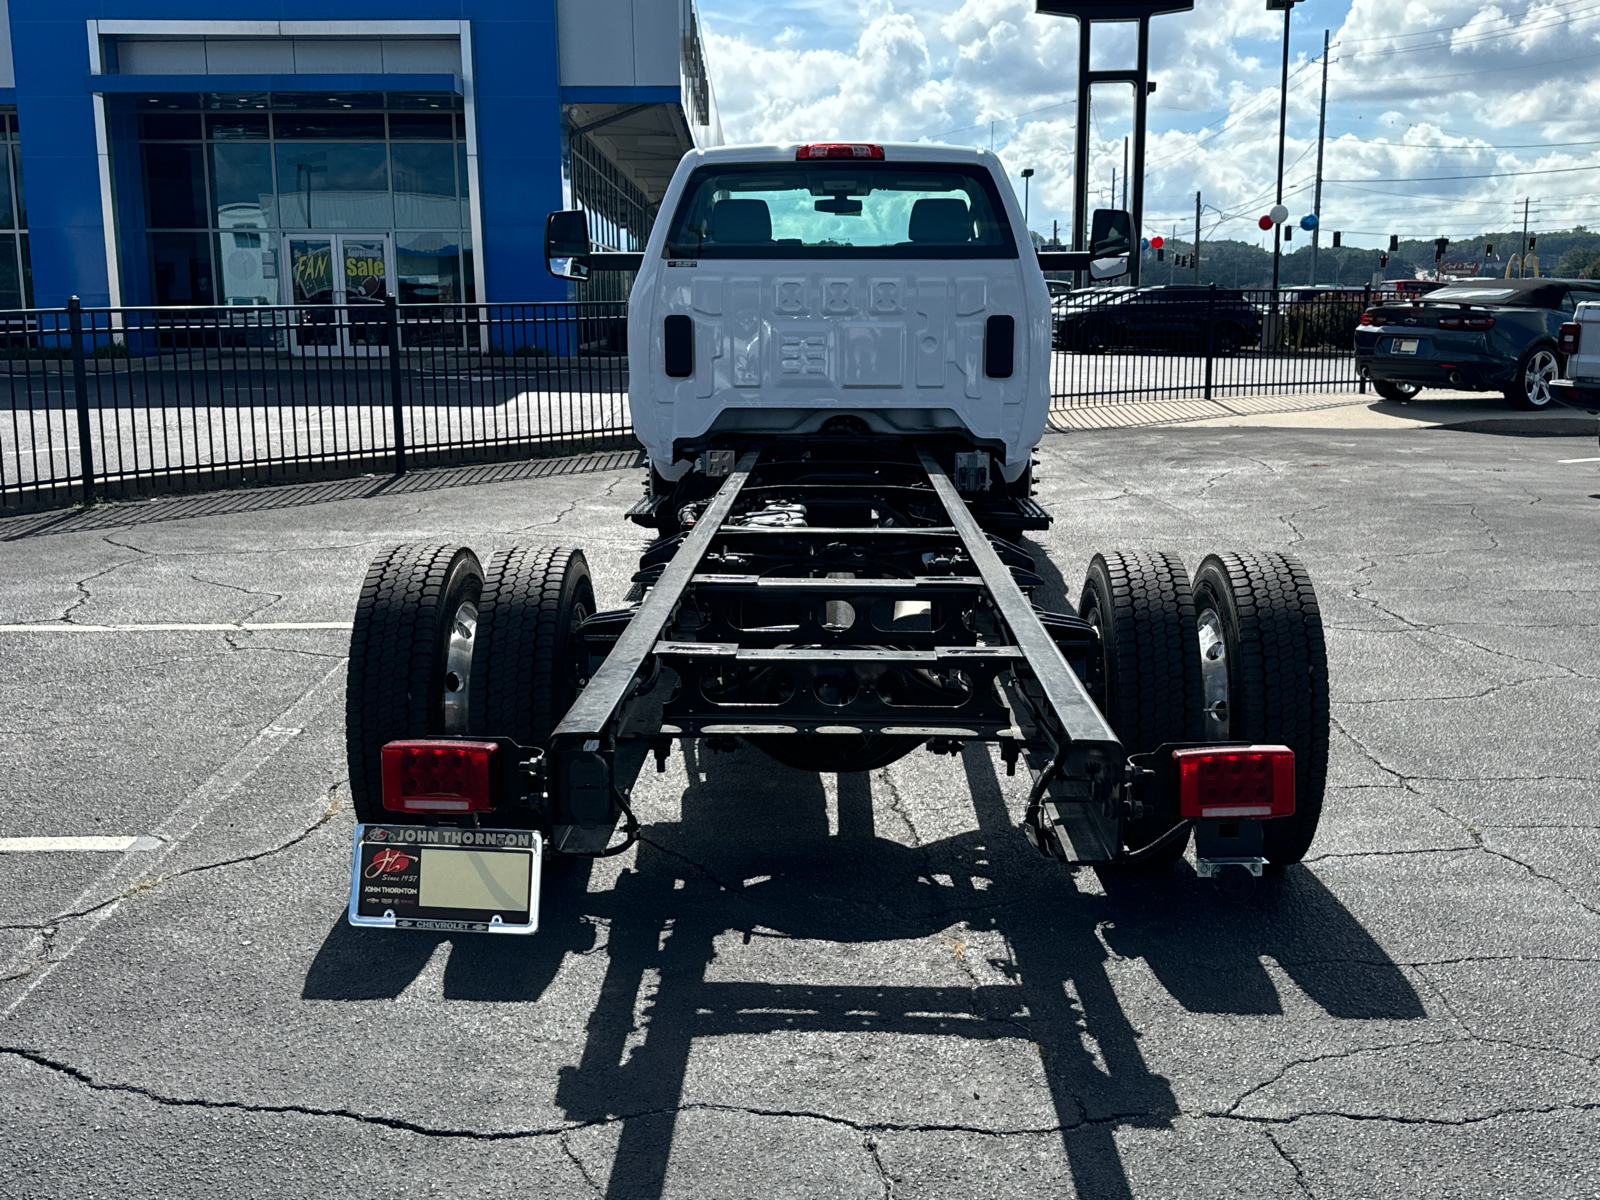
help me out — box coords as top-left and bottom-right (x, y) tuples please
(663, 162), (1017, 260)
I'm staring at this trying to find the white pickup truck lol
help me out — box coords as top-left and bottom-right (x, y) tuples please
(1551, 301), (1600, 425)
(337, 142), (1331, 940)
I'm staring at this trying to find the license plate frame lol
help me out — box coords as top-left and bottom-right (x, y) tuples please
(1391, 338), (1420, 355)
(347, 823), (542, 935)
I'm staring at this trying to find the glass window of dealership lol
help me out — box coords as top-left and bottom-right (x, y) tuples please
(134, 90), (472, 308)
(2, 5), (717, 310)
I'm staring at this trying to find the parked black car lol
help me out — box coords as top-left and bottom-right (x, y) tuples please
(1354, 277), (1600, 409)
(1053, 285), (1261, 355)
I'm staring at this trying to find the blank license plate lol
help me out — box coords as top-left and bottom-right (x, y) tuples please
(347, 824), (541, 934)
(1391, 338), (1420, 355)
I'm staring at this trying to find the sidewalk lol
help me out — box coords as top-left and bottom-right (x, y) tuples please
(1049, 388), (1599, 432)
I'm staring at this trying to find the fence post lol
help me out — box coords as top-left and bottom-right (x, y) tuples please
(1204, 284), (1216, 402)
(68, 296), (95, 504)
(1358, 285), (1370, 394)
(386, 295), (407, 474)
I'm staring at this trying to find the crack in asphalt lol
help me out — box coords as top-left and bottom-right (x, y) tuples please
(0, 1043), (1156, 1141)
(877, 772), (924, 848)
(863, 1133), (896, 1199)
(1327, 717), (1600, 917)
(1208, 1101), (1600, 1129)
(557, 1129), (606, 1197)
(1264, 1127), (1317, 1198)
(0, 788), (344, 983)
(1343, 571), (1600, 684)
(187, 571), (284, 624)
(15, 1036), (1596, 1149)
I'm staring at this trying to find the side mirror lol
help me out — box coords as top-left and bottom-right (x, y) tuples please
(545, 210), (592, 281)
(1088, 208), (1131, 280)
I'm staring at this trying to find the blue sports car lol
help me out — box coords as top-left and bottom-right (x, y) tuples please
(1354, 277), (1600, 409)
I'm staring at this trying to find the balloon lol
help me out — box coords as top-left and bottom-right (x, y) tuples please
(1141, 238), (1150, 249)
(1299, 213), (1319, 231)
(1258, 215), (1274, 231)
(1269, 204), (1289, 224)
(1150, 236), (1164, 249)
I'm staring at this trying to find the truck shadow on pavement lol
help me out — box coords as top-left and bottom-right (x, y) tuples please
(304, 741), (1421, 1199)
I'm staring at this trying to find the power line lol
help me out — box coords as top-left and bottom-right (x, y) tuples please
(1329, 47), (1600, 85)
(1332, 0), (1600, 44)
(1334, 2), (1600, 58)
(1324, 161), (1600, 184)
(1144, 59), (1321, 171)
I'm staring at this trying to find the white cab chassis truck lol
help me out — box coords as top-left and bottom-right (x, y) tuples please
(340, 143), (1331, 935)
(1551, 302), (1600, 438)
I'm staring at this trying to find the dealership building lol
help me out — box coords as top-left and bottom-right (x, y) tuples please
(0, 0), (719, 311)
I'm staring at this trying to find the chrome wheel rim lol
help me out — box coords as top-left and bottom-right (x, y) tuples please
(1198, 607), (1230, 740)
(1526, 349), (1558, 406)
(441, 598), (477, 734)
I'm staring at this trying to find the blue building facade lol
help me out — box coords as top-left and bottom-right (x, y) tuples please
(0, 0), (718, 310)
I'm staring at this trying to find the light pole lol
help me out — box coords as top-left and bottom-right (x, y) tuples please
(1267, 0), (1300, 300)
(1021, 167), (1035, 228)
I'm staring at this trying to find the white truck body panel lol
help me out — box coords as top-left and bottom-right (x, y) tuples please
(626, 144), (1051, 482)
(1566, 301), (1600, 381)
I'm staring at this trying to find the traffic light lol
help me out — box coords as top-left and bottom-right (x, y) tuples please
(1156, 247), (1164, 261)
(1434, 237), (1449, 262)
(1284, 225), (1293, 241)
(1529, 235), (1538, 251)
(1484, 243), (1493, 256)
(1379, 253), (1389, 268)
(1389, 234), (1399, 252)
(1332, 231), (1341, 248)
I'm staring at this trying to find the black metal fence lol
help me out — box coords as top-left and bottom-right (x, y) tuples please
(0, 288), (1367, 512)
(1049, 284), (1368, 407)
(0, 298), (631, 511)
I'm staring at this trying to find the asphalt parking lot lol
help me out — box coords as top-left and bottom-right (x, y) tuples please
(1, 407), (1597, 1199)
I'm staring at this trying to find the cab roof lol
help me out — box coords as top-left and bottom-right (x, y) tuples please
(683, 143), (1004, 168)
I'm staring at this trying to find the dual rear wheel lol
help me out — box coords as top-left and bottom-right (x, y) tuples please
(345, 543), (593, 825)
(1079, 549), (1329, 867)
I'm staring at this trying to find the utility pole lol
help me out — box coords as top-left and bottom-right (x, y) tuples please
(1310, 29), (1329, 287)
(1194, 191), (1202, 282)
(1520, 197), (1530, 278)
(1110, 166), (1117, 210)
(1122, 136), (1129, 210)
(1022, 167), (1034, 226)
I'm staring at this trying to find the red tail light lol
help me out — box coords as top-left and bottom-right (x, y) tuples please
(381, 740), (497, 813)
(796, 143), (884, 160)
(1172, 746), (1295, 819)
(1560, 321), (1582, 354)
(1438, 316), (1495, 330)
(1359, 312), (1376, 325)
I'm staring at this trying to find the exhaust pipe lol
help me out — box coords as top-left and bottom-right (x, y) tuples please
(1447, 370), (1463, 386)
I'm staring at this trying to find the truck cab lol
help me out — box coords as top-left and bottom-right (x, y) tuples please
(552, 143), (1058, 486)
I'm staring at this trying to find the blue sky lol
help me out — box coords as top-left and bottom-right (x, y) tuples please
(695, 0), (1600, 251)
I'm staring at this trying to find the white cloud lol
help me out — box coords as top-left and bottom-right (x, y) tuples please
(697, 0), (1600, 247)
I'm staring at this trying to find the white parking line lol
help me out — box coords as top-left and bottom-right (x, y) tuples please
(0, 622), (351, 633)
(0, 659), (345, 1022)
(1558, 457), (1600, 464)
(0, 836), (160, 852)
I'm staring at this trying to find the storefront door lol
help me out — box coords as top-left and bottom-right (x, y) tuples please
(287, 234), (393, 356)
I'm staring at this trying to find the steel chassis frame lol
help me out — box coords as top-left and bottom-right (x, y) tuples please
(540, 439), (1150, 864)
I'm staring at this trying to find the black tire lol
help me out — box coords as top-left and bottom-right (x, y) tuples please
(1372, 379), (1421, 402)
(469, 546), (596, 748)
(1078, 551), (1203, 861)
(1213, 322), (1242, 357)
(345, 544), (484, 824)
(1505, 343), (1560, 410)
(1191, 552), (1330, 866)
